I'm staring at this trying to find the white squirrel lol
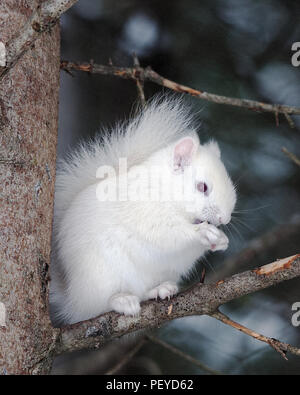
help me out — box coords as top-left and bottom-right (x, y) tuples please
(50, 96), (236, 326)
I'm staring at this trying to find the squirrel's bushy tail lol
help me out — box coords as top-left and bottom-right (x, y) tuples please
(54, 95), (196, 221)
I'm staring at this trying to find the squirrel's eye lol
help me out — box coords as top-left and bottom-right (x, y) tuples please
(197, 182), (208, 193)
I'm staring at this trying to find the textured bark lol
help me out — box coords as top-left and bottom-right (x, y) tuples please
(0, 1), (60, 375)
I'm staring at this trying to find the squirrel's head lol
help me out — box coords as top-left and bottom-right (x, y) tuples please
(170, 135), (237, 226)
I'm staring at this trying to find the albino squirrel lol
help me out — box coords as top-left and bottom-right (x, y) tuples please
(50, 96), (236, 326)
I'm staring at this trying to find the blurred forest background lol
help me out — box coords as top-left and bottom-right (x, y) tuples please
(52, 0), (300, 375)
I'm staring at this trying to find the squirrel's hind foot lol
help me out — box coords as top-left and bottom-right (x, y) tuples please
(109, 293), (141, 316)
(147, 281), (178, 300)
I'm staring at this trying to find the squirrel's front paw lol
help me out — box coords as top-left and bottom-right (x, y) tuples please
(195, 222), (229, 251)
(147, 281), (178, 300)
(109, 293), (141, 316)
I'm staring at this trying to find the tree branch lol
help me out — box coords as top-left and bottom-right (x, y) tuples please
(209, 310), (300, 360)
(0, 0), (78, 80)
(54, 254), (300, 356)
(60, 60), (300, 116)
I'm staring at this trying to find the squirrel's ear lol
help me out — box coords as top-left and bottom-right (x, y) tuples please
(204, 140), (221, 158)
(173, 136), (199, 173)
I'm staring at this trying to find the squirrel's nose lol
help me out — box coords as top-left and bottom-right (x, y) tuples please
(218, 214), (231, 225)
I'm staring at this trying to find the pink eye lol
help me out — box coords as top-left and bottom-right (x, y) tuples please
(197, 182), (208, 194)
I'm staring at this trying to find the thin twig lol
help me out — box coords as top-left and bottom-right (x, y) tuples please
(104, 337), (147, 375)
(282, 147), (300, 167)
(200, 266), (206, 284)
(209, 310), (300, 360)
(60, 60), (300, 116)
(284, 113), (296, 129)
(132, 53), (146, 108)
(146, 334), (223, 375)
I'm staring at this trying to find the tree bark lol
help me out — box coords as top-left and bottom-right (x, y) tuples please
(0, 1), (60, 374)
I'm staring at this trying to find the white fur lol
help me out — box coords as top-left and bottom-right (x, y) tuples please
(50, 96), (236, 325)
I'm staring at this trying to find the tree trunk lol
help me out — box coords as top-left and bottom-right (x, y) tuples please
(0, 1), (60, 374)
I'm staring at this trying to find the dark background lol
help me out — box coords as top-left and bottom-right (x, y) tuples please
(52, 0), (300, 375)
